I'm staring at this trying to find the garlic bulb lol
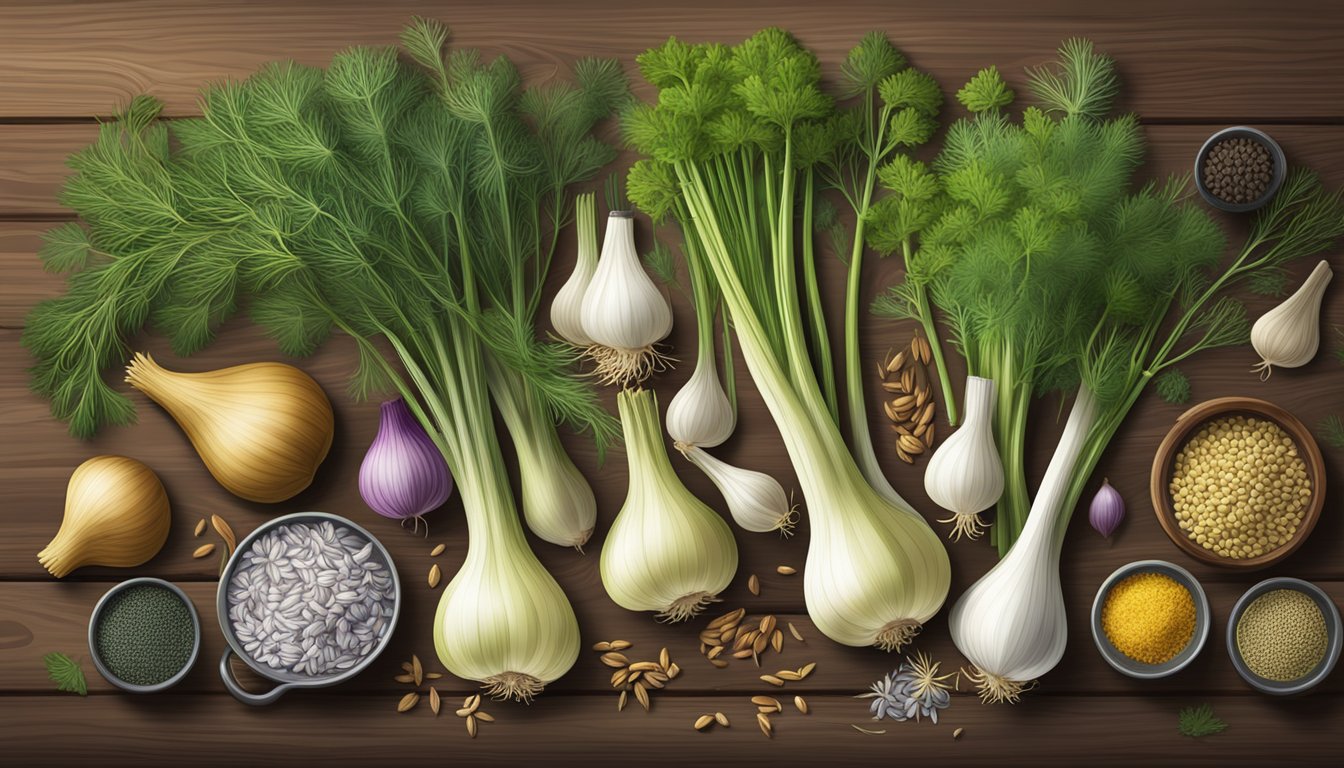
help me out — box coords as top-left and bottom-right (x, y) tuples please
(950, 386), (1098, 703)
(923, 376), (1004, 540)
(601, 389), (738, 621)
(39, 455), (171, 578)
(666, 355), (736, 448)
(125, 353), (334, 503)
(681, 445), (795, 535)
(550, 192), (599, 346)
(1251, 260), (1333, 378)
(580, 212), (673, 386)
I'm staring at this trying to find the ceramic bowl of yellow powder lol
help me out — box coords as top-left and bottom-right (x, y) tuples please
(1091, 560), (1210, 679)
(1228, 577), (1341, 695)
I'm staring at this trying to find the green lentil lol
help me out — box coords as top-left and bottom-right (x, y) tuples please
(1235, 588), (1328, 682)
(94, 585), (195, 686)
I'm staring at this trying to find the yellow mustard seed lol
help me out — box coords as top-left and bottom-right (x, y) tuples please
(1101, 572), (1196, 665)
(1168, 416), (1309, 559)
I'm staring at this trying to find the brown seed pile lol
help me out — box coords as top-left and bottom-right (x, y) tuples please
(393, 654), (453, 721)
(593, 640), (679, 711)
(1235, 588), (1328, 682)
(749, 692), (812, 738)
(194, 513), (238, 574)
(455, 693), (495, 737)
(1203, 137), (1273, 204)
(879, 335), (937, 463)
(1169, 415), (1311, 559)
(697, 608), (792, 668)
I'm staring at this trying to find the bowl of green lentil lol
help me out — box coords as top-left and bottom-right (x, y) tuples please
(1090, 560), (1211, 679)
(1151, 397), (1326, 570)
(88, 577), (201, 693)
(1227, 578), (1341, 695)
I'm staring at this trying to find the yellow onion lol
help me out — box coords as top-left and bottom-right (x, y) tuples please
(39, 455), (171, 578)
(125, 353), (334, 503)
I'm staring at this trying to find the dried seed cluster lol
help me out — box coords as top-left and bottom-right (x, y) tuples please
(748, 691), (812, 738)
(193, 513), (237, 574)
(697, 608), (794, 668)
(593, 640), (679, 711)
(1170, 415), (1311, 559)
(1203, 137), (1273, 204)
(879, 335), (937, 463)
(393, 654), (464, 727)
(1235, 588), (1328, 682)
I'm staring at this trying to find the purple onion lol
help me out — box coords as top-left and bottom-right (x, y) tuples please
(359, 398), (452, 534)
(1089, 478), (1125, 538)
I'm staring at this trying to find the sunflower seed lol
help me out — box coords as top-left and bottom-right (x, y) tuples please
(953, 727), (964, 740)
(610, 640), (633, 651)
(896, 447), (914, 464)
(601, 652), (629, 668)
(776, 565), (796, 575)
(748, 574), (760, 595)
(667, 662), (681, 678)
(194, 519), (207, 537)
(466, 715), (477, 738)
(886, 350), (906, 373)
(795, 695), (809, 713)
(611, 668), (629, 688)
(429, 687), (441, 716)
(412, 655), (423, 686)
(771, 629), (783, 653)
(732, 648), (755, 659)
(394, 673), (414, 683)
(915, 387), (930, 409)
(455, 707), (475, 717)
(708, 645), (725, 660)
(883, 401), (899, 421)
(430, 543), (446, 557)
(629, 661), (661, 673)
(788, 622), (805, 642)
(901, 368), (915, 392)
(426, 672), (442, 679)
(708, 607), (745, 630)
(881, 380), (906, 393)
(475, 711), (494, 723)
(776, 670), (801, 681)
(798, 661), (816, 678)
(464, 694), (480, 713)
(760, 674), (784, 686)
(752, 634), (768, 654)
(659, 647), (670, 669)
(695, 714), (714, 730)
(757, 713), (773, 737)
(427, 563), (441, 588)
(918, 402), (936, 426)
(592, 641), (612, 652)
(643, 675), (665, 690)
(618, 690), (628, 710)
(714, 712), (729, 727)
(628, 670), (643, 683)
(193, 543), (216, 558)
(634, 682), (650, 711)
(759, 615), (776, 635)
(915, 335), (933, 364)
(718, 625), (737, 643)
(397, 692), (419, 712)
(852, 724), (886, 735)
(710, 659), (729, 668)
(898, 434), (925, 455)
(924, 423), (937, 447)
(751, 696), (779, 708)
(401, 662), (414, 674)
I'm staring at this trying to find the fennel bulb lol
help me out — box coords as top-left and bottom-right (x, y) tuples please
(601, 389), (738, 621)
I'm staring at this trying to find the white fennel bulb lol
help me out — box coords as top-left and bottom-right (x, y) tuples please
(581, 212), (673, 386)
(1251, 259), (1333, 378)
(550, 192), (600, 347)
(923, 376), (1004, 540)
(601, 388), (738, 621)
(949, 385), (1098, 703)
(680, 445), (794, 535)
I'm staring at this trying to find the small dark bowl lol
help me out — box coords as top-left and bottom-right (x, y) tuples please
(1194, 126), (1286, 213)
(88, 577), (201, 693)
(1227, 577), (1341, 695)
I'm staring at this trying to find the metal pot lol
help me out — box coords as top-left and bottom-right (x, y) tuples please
(217, 511), (401, 705)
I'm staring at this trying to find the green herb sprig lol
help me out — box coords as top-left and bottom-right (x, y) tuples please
(44, 652), (88, 696)
(1317, 414), (1344, 449)
(1155, 369), (1191, 405)
(1178, 703), (1227, 738)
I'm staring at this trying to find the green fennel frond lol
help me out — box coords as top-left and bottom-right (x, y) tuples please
(1178, 704), (1228, 738)
(1155, 369), (1192, 404)
(840, 30), (906, 97)
(956, 66), (1014, 113)
(1318, 415), (1344, 450)
(1027, 38), (1121, 120)
(1247, 266), (1290, 296)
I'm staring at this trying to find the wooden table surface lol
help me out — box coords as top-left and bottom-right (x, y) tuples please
(1, 1), (1341, 765)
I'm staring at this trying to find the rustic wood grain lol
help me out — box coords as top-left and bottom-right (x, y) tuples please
(2, 2), (1343, 765)
(1, 0), (1343, 120)
(2, 692), (1341, 767)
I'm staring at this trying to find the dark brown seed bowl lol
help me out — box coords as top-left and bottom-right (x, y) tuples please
(1194, 126), (1286, 213)
(1150, 397), (1326, 570)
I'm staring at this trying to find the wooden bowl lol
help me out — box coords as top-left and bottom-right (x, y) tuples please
(1150, 397), (1326, 570)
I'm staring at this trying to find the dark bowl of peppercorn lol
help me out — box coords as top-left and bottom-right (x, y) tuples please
(1195, 126), (1286, 213)
(88, 577), (201, 693)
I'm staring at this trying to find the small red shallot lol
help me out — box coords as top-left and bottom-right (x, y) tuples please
(1088, 478), (1124, 538)
(359, 398), (453, 536)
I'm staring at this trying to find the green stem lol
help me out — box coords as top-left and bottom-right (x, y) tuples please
(800, 170), (838, 421)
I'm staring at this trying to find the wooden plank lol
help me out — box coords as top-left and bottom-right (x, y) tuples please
(1, 1), (1343, 120)
(0, 692), (1339, 766)
(4, 579), (1341, 697)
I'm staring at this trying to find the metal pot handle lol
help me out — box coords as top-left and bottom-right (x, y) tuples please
(220, 647), (296, 705)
